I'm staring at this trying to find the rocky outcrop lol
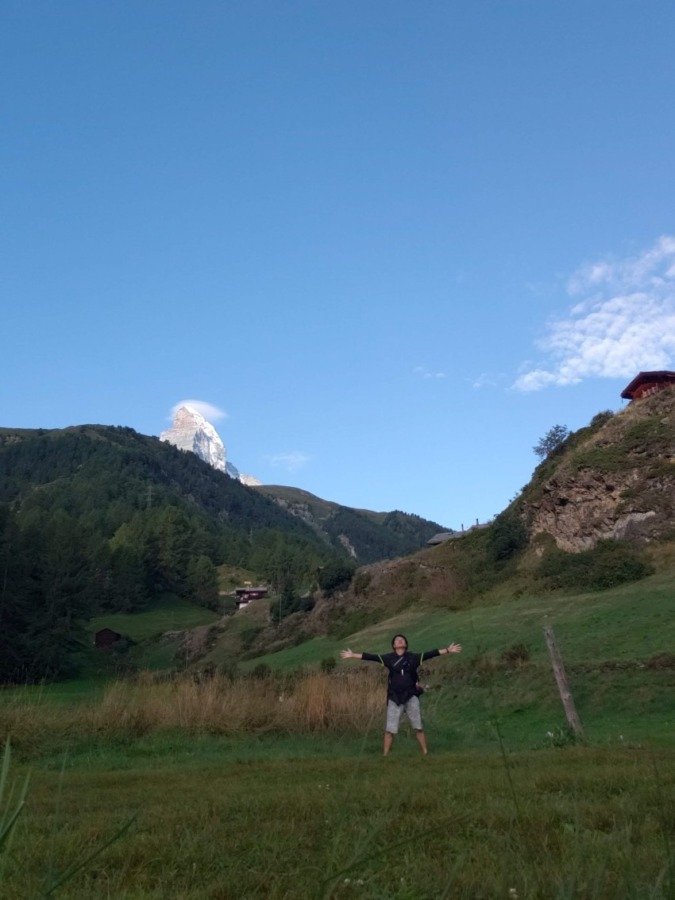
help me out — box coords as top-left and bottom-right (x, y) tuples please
(527, 470), (661, 552)
(523, 389), (675, 552)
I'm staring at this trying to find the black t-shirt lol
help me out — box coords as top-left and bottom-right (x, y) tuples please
(361, 649), (441, 705)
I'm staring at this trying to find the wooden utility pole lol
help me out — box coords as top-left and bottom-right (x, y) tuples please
(543, 625), (584, 737)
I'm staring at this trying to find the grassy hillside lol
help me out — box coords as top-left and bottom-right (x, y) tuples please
(236, 568), (675, 748)
(242, 569), (675, 669)
(87, 594), (220, 643)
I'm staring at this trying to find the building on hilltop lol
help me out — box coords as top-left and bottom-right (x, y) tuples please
(235, 585), (268, 609)
(426, 520), (488, 545)
(427, 532), (455, 546)
(621, 371), (675, 401)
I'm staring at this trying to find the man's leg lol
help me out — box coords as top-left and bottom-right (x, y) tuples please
(385, 701), (401, 756)
(405, 698), (427, 755)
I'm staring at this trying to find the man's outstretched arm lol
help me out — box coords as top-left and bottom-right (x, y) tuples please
(420, 643), (463, 661)
(340, 649), (381, 661)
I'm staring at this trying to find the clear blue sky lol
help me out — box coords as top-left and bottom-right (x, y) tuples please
(3, 1), (675, 529)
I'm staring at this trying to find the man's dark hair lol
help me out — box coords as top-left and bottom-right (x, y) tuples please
(391, 634), (409, 650)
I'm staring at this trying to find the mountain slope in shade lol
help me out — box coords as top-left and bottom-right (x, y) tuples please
(255, 484), (446, 563)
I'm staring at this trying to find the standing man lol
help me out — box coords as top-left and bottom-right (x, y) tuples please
(340, 634), (462, 756)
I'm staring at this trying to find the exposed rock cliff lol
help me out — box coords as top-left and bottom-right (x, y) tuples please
(523, 389), (675, 551)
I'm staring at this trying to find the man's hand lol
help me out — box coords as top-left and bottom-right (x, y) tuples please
(446, 643), (462, 654)
(340, 648), (354, 659)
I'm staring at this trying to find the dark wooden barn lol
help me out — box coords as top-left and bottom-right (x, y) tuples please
(94, 627), (123, 648)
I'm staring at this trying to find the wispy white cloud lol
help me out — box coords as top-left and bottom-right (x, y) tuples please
(472, 372), (503, 389)
(413, 366), (446, 380)
(265, 451), (311, 472)
(514, 236), (675, 391)
(170, 399), (227, 421)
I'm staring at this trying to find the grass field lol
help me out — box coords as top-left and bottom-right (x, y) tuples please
(1, 737), (674, 899)
(1, 575), (674, 897)
(87, 594), (221, 643)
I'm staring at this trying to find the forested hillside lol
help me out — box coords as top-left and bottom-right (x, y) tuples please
(0, 425), (344, 682)
(0, 425), (444, 683)
(256, 485), (444, 560)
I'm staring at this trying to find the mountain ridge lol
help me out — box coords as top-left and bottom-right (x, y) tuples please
(0, 423), (443, 565)
(255, 484), (445, 559)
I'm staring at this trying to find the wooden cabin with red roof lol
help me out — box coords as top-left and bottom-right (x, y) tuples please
(621, 371), (675, 401)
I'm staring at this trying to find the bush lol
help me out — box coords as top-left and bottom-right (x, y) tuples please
(270, 585), (315, 624)
(317, 561), (356, 596)
(250, 663), (271, 680)
(500, 643), (530, 666)
(352, 571), (372, 596)
(537, 539), (653, 592)
(487, 510), (528, 562)
(589, 410), (614, 429)
(319, 656), (337, 673)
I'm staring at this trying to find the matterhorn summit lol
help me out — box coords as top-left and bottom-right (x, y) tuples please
(160, 406), (261, 485)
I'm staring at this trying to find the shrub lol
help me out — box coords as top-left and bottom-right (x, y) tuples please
(352, 571), (372, 596)
(317, 561), (356, 596)
(539, 725), (580, 749)
(500, 643), (530, 666)
(250, 663), (272, 680)
(537, 539), (653, 592)
(487, 510), (528, 562)
(240, 625), (264, 650)
(645, 652), (675, 670)
(589, 410), (614, 429)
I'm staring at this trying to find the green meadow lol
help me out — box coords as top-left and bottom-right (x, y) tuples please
(1, 573), (674, 898)
(1, 739), (673, 899)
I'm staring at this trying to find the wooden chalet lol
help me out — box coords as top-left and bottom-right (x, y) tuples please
(235, 585), (268, 608)
(621, 371), (675, 401)
(94, 627), (123, 648)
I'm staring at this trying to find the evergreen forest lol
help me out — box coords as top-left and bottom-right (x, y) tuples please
(0, 425), (440, 683)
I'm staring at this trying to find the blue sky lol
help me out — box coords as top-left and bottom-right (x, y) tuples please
(3, 1), (675, 529)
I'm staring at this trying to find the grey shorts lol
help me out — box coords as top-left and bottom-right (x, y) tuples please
(386, 696), (423, 733)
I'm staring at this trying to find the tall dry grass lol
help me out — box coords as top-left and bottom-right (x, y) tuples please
(0, 669), (387, 746)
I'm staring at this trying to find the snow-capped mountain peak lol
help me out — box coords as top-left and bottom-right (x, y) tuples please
(160, 405), (226, 471)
